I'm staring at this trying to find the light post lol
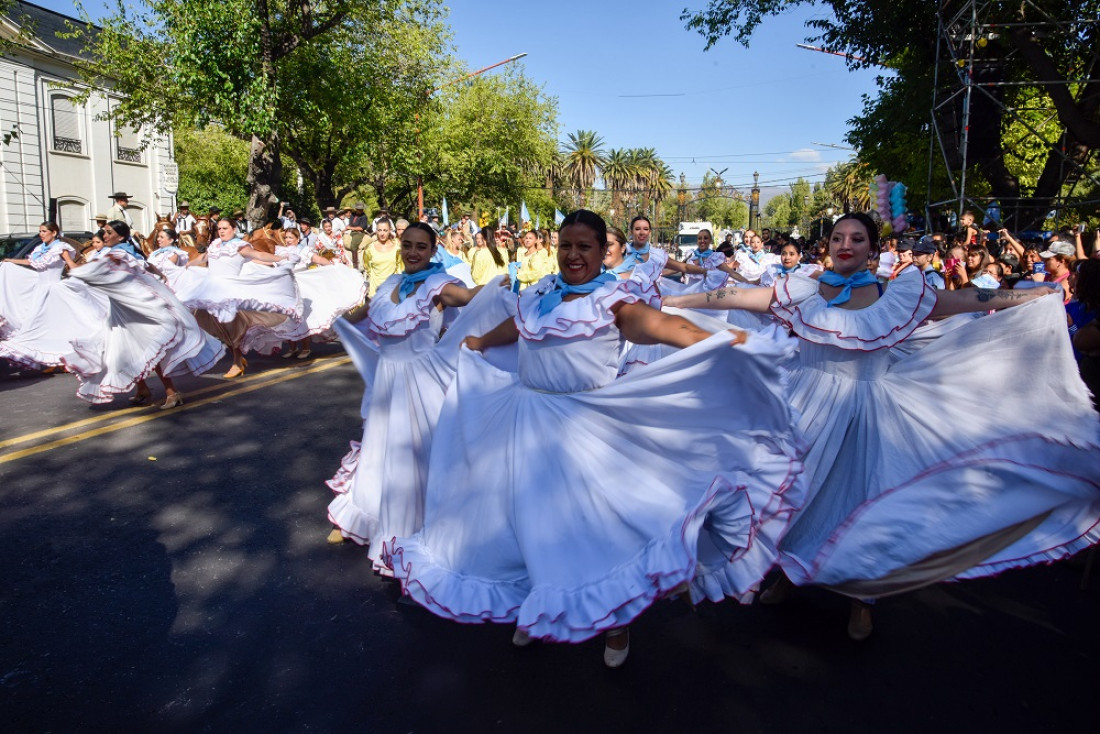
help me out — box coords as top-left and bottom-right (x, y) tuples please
(749, 171), (760, 230)
(417, 53), (527, 219)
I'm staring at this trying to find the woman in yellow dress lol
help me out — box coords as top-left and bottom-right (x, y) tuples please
(469, 227), (509, 285)
(360, 220), (403, 298)
(516, 230), (554, 289)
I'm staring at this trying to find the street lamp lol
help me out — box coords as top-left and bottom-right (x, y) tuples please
(417, 53), (528, 218)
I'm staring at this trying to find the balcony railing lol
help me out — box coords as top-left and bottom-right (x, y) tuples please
(117, 147), (143, 163)
(53, 136), (82, 154)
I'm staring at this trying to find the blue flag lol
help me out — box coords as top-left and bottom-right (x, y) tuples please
(520, 200), (530, 227)
(499, 206), (509, 226)
(554, 209), (565, 226)
(442, 197), (449, 226)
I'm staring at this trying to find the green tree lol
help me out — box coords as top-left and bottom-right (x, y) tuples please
(682, 0), (1100, 229)
(562, 130), (605, 208)
(174, 124), (250, 214)
(424, 67), (558, 220)
(277, 3), (448, 214)
(764, 192), (792, 231)
(67, 0), (436, 226)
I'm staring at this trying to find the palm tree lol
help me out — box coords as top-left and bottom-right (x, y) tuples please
(602, 148), (632, 222)
(562, 129), (605, 208)
(825, 159), (872, 213)
(625, 147), (661, 214)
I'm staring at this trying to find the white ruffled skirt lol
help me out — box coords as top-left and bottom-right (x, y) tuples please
(61, 257), (225, 402)
(0, 270), (108, 369)
(778, 295), (1100, 597)
(388, 330), (806, 643)
(327, 281), (515, 574)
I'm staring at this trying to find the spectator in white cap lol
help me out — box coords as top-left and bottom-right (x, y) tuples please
(1040, 241), (1076, 303)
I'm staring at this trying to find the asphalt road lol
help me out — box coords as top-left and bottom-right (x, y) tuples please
(1, 347), (1098, 733)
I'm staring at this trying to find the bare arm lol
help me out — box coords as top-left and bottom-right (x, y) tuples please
(663, 258), (707, 275)
(1000, 229), (1025, 259)
(1073, 320), (1100, 356)
(1075, 230), (1088, 261)
(662, 285), (775, 313)
(438, 282), (484, 308)
(464, 318), (519, 351)
(239, 245), (285, 264)
(615, 300), (744, 348)
(929, 286), (1057, 319)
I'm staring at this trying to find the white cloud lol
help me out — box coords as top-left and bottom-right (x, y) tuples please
(787, 148), (823, 162)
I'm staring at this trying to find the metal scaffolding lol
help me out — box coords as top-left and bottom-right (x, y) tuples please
(926, 0), (1100, 231)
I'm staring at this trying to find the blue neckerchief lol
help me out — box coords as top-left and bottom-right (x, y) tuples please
(749, 250), (765, 264)
(29, 242), (52, 261)
(818, 269), (878, 307)
(437, 249), (464, 269)
(692, 248), (713, 265)
(621, 242), (650, 269)
(538, 273), (617, 315)
(157, 245), (185, 257)
(399, 262), (444, 300)
(776, 263), (800, 275)
(603, 259), (634, 276)
(507, 261), (521, 293)
(112, 241), (145, 259)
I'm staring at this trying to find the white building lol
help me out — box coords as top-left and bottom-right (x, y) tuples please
(0, 1), (178, 237)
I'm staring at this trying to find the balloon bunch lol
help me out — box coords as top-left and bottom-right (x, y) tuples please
(889, 183), (908, 233)
(868, 175), (909, 236)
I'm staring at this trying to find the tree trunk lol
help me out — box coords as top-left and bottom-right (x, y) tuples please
(246, 133), (282, 228)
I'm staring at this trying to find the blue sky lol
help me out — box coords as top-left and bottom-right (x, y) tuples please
(42, 0), (885, 195)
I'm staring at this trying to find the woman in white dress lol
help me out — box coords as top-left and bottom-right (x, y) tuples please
(0, 223), (106, 370)
(387, 210), (805, 668)
(62, 221), (224, 407)
(189, 218), (304, 378)
(326, 222), (510, 573)
(273, 227), (366, 360)
(664, 212), (1100, 640)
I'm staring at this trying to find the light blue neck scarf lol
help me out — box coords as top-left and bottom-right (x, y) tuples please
(399, 262), (444, 300)
(818, 269), (878, 307)
(538, 273), (617, 315)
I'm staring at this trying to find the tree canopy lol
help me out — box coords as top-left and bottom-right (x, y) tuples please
(682, 0), (1100, 228)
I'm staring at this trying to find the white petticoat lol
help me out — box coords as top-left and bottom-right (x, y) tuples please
(61, 254), (225, 403)
(771, 267), (1100, 597)
(327, 275), (514, 574)
(388, 277), (805, 643)
(0, 251), (109, 368)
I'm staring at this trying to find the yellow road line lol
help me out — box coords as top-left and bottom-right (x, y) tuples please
(0, 354), (346, 451)
(0, 356), (350, 467)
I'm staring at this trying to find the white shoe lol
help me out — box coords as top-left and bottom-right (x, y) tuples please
(603, 629), (629, 668)
(512, 627), (532, 647)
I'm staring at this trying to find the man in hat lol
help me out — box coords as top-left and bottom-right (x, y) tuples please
(458, 211), (476, 240)
(299, 218), (318, 249)
(233, 210), (251, 238)
(106, 192), (133, 227)
(346, 203), (370, 269)
(174, 201), (196, 235)
(911, 236), (945, 289)
(91, 213), (108, 230)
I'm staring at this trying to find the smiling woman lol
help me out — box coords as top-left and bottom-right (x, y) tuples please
(325, 221), (511, 576)
(388, 209), (805, 669)
(662, 211), (1100, 641)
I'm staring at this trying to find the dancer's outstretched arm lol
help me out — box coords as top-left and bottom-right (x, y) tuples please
(615, 301), (746, 348)
(929, 286), (1058, 318)
(662, 285), (774, 313)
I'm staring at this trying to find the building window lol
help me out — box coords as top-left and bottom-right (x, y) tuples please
(57, 199), (87, 234)
(50, 95), (83, 154)
(116, 124), (143, 164)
